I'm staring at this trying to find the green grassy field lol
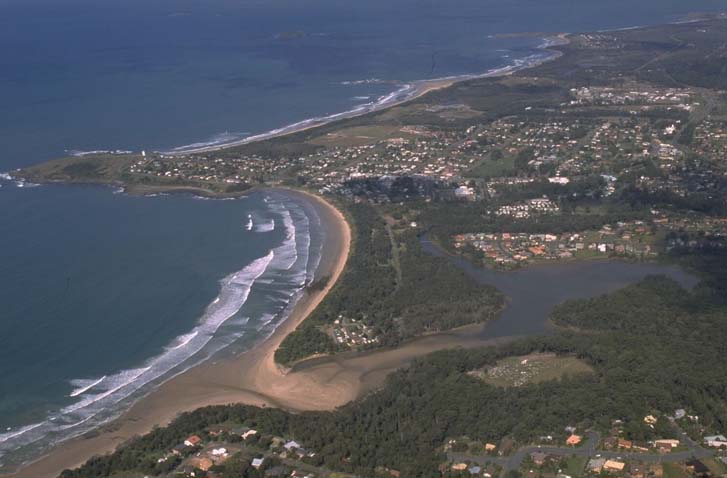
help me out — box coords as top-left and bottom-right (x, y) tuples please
(466, 154), (516, 179)
(562, 456), (588, 478)
(469, 353), (594, 388)
(663, 463), (690, 478)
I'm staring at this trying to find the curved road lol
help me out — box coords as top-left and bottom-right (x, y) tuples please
(449, 426), (714, 473)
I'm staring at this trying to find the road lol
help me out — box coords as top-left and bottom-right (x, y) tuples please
(448, 426), (715, 473)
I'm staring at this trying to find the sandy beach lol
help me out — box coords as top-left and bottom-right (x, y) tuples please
(5, 35), (571, 478)
(9, 188), (518, 478)
(7, 190), (350, 478)
(165, 37), (565, 157)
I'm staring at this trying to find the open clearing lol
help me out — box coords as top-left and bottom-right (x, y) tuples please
(469, 353), (594, 387)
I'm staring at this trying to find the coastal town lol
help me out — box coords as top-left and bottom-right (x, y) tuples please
(105, 404), (727, 478)
(451, 216), (727, 268)
(100, 73), (727, 273)
(9, 14), (727, 478)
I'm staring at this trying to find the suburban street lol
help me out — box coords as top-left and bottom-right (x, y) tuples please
(448, 427), (716, 472)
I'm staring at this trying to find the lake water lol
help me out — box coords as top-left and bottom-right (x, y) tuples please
(0, 0), (722, 472)
(421, 237), (699, 339)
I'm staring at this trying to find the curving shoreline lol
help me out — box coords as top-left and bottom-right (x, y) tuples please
(164, 36), (567, 156)
(7, 189), (351, 478)
(2, 36), (572, 477)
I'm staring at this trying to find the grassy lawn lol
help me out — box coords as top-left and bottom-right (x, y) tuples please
(469, 353), (594, 388)
(466, 155), (516, 179)
(700, 457), (727, 475)
(561, 455), (588, 478)
(307, 125), (407, 147)
(663, 463), (690, 478)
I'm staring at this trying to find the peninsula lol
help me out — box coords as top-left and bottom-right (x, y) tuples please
(9, 14), (727, 478)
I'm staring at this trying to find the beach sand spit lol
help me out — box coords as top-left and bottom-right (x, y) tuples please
(9, 190), (512, 478)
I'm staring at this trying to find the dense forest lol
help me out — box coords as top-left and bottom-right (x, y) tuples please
(61, 249), (727, 478)
(275, 202), (504, 365)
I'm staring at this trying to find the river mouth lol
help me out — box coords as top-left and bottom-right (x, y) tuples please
(291, 235), (698, 386)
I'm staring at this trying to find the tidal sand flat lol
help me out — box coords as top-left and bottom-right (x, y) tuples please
(2, 2), (722, 476)
(10, 202), (700, 478)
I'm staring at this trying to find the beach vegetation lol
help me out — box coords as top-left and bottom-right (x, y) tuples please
(275, 202), (504, 365)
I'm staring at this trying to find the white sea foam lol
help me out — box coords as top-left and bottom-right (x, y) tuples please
(168, 131), (250, 153)
(61, 367), (152, 414)
(1, 171), (324, 471)
(255, 219), (275, 232)
(169, 331), (199, 350)
(0, 194), (329, 478)
(66, 149), (133, 157)
(0, 423), (44, 445)
(15, 181), (40, 188)
(245, 214), (253, 231)
(0, 172), (13, 181)
(163, 48), (557, 157)
(340, 78), (391, 86)
(69, 376), (107, 398)
(0, 248), (279, 455)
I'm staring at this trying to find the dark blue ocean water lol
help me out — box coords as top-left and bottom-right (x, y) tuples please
(2, 0), (724, 167)
(0, 0), (724, 471)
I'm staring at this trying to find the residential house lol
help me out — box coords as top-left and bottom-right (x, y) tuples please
(184, 435), (202, 447)
(188, 457), (213, 471)
(171, 444), (189, 456)
(604, 460), (626, 473)
(704, 434), (727, 448)
(588, 458), (606, 473)
(654, 439), (679, 453)
(618, 438), (633, 449)
(211, 447), (228, 457)
(284, 440), (301, 451)
(531, 452), (549, 466)
(566, 434), (582, 446)
(603, 437), (618, 449)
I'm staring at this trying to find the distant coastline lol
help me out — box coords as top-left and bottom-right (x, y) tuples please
(0, 34), (571, 478)
(5, 12), (720, 477)
(163, 35), (569, 156)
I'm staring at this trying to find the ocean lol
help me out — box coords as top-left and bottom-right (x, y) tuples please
(0, 0), (724, 472)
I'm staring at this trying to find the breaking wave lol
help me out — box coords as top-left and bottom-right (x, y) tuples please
(68, 377), (107, 398)
(340, 78), (392, 86)
(255, 219), (275, 233)
(163, 45), (558, 157)
(168, 131), (251, 153)
(0, 192), (325, 470)
(66, 150), (133, 157)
